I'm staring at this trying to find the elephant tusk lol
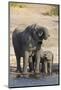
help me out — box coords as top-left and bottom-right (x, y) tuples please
(38, 32), (43, 37)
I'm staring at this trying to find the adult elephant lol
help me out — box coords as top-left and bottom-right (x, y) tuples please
(12, 24), (49, 74)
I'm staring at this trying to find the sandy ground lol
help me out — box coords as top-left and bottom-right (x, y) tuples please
(9, 4), (59, 87)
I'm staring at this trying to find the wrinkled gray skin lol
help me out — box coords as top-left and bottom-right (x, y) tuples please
(30, 50), (53, 75)
(12, 24), (49, 74)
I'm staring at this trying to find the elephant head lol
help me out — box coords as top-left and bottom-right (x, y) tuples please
(31, 24), (50, 49)
(25, 24), (49, 42)
(35, 25), (50, 41)
(25, 24), (50, 50)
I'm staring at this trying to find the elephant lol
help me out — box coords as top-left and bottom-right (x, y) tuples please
(41, 50), (53, 75)
(29, 49), (53, 75)
(12, 24), (49, 75)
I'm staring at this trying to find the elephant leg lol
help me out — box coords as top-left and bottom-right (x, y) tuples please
(44, 61), (48, 74)
(35, 50), (40, 74)
(33, 57), (35, 72)
(16, 56), (21, 72)
(30, 55), (36, 72)
(42, 62), (45, 73)
(23, 51), (29, 74)
(23, 57), (25, 72)
(49, 61), (52, 74)
(29, 56), (34, 72)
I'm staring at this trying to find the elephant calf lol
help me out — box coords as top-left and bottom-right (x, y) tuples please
(40, 50), (53, 75)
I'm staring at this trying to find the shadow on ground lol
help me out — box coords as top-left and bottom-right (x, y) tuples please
(9, 63), (59, 88)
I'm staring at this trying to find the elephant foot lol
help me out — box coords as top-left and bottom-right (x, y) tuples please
(16, 68), (22, 73)
(16, 74), (20, 78)
(34, 72), (40, 79)
(23, 72), (29, 78)
(35, 70), (40, 74)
